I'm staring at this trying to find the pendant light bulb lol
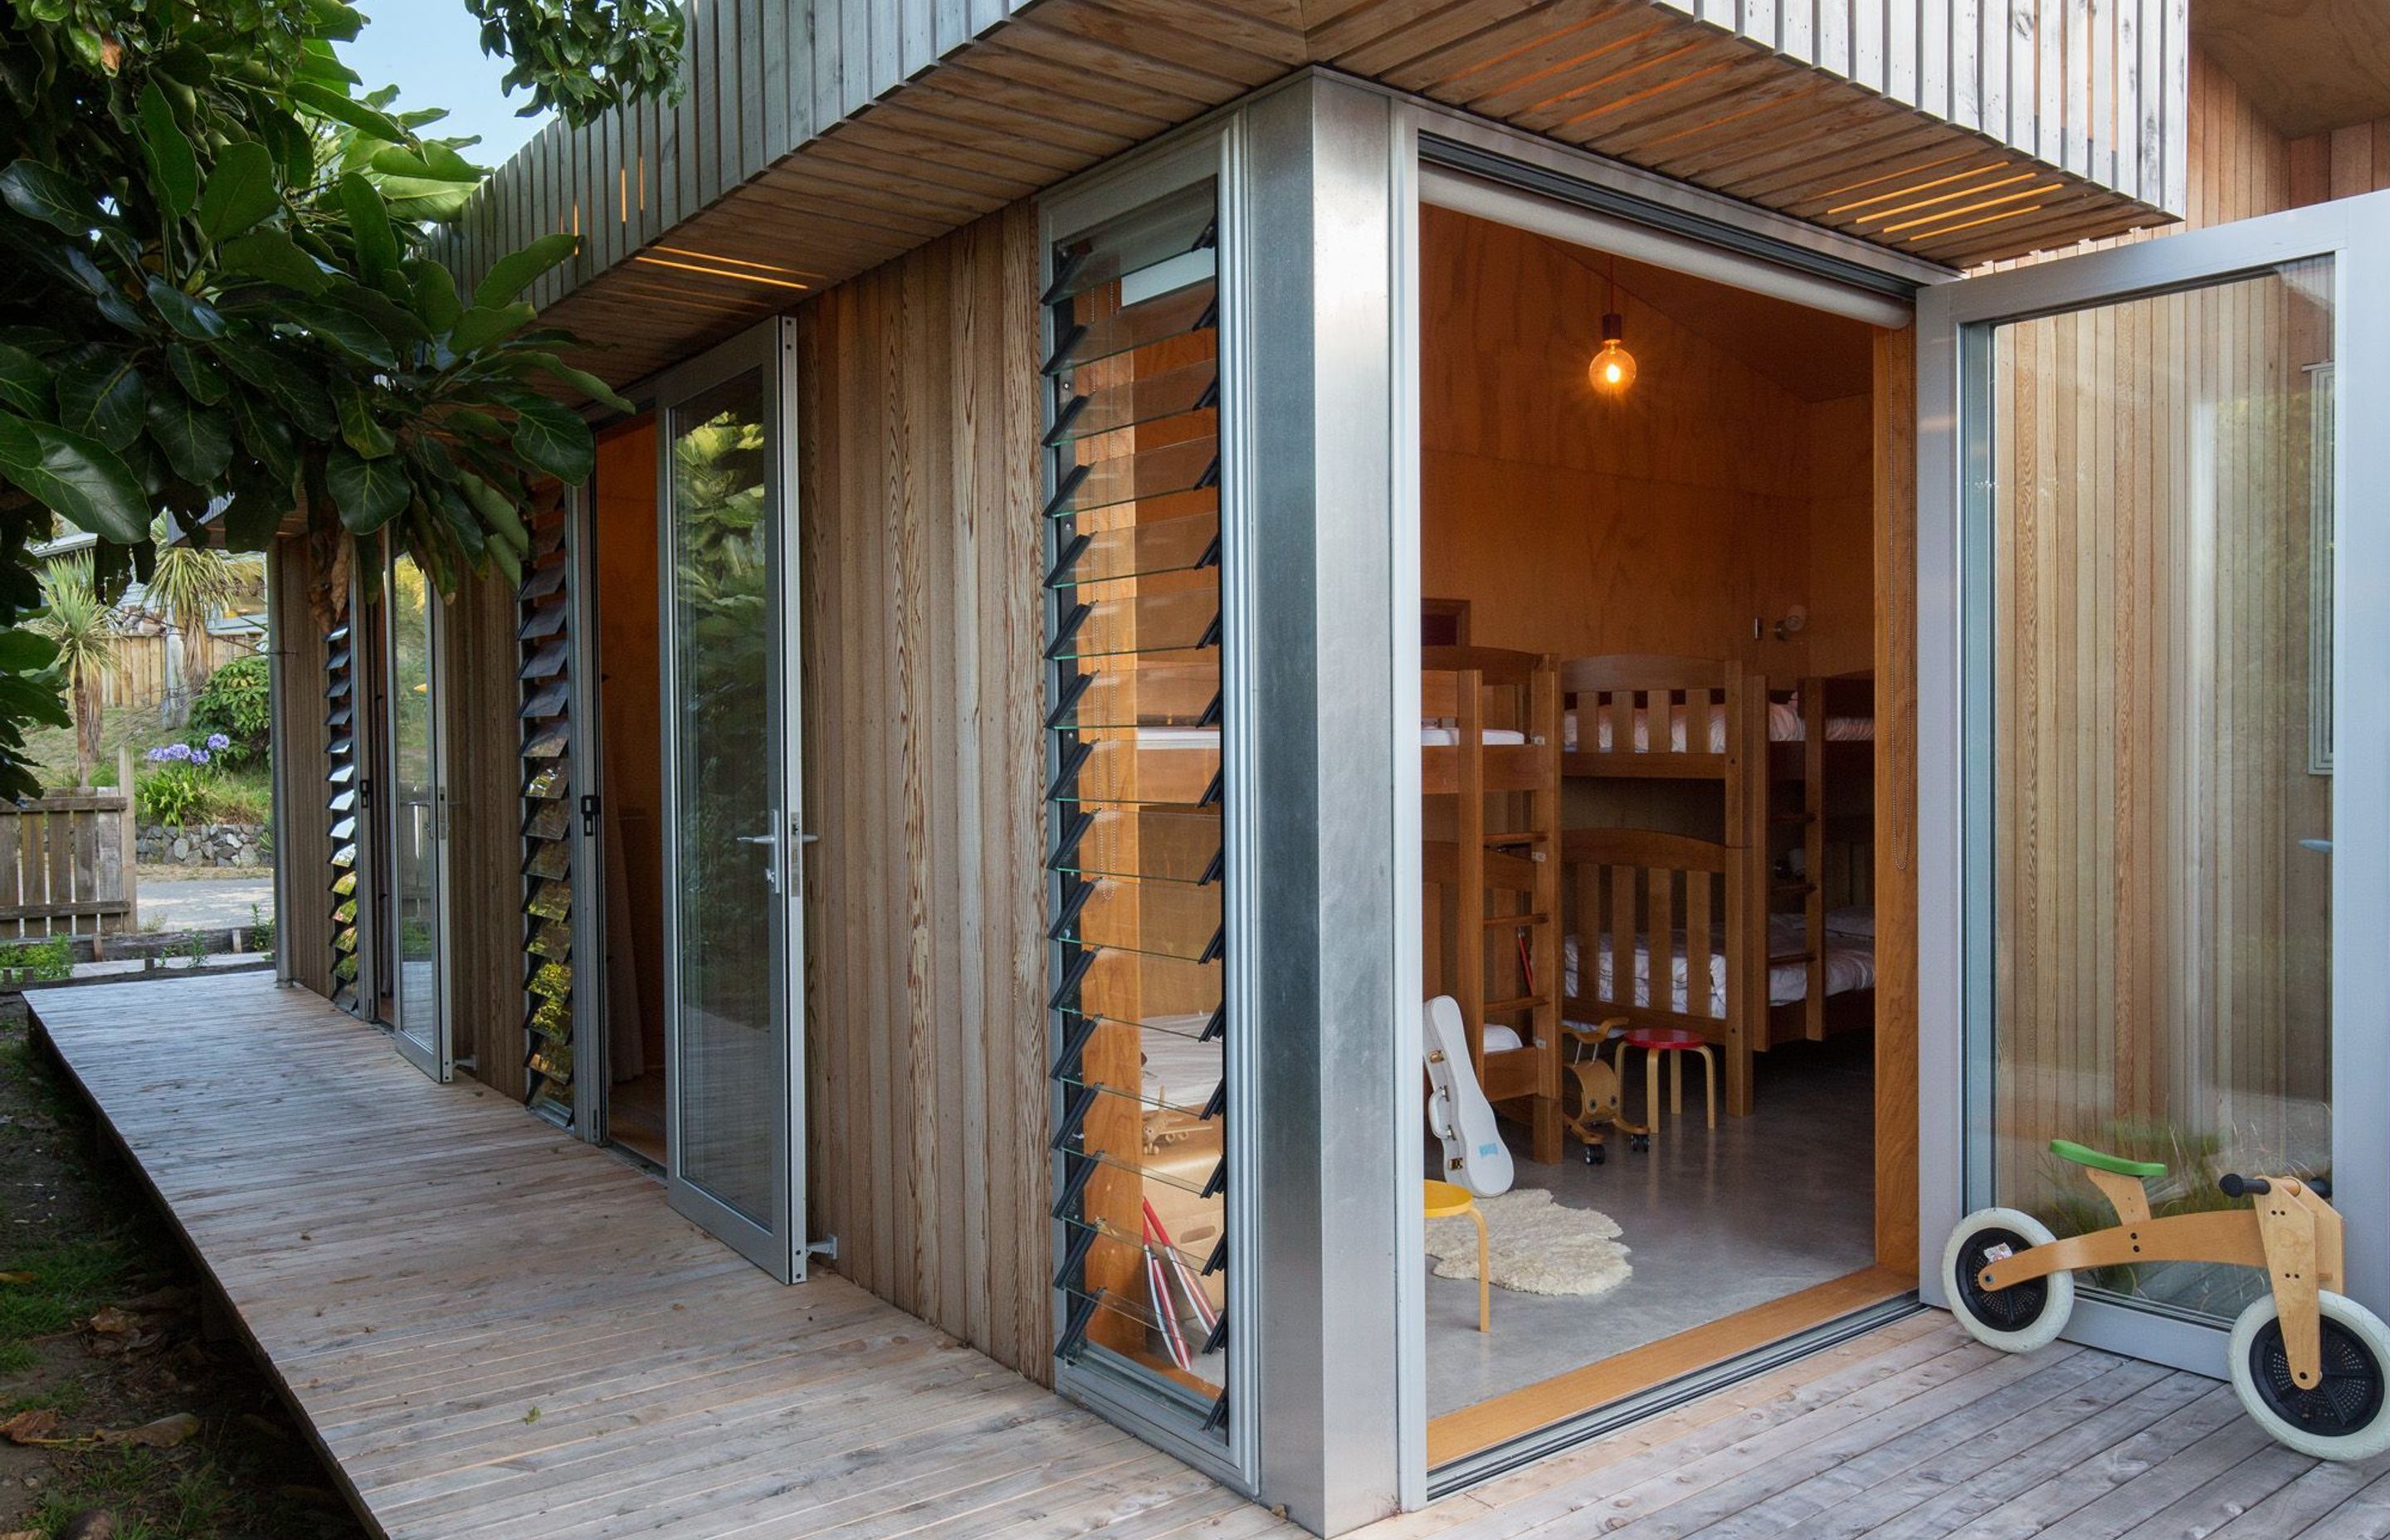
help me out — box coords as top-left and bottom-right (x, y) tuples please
(1589, 310), (1636, 396)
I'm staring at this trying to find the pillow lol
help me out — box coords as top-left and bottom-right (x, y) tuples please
(1824, 906), (1875, 940)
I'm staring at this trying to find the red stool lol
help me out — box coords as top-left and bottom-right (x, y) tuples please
(1619, 1028), (1717, 1135)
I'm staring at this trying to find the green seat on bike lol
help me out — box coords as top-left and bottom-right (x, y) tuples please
(2050, 1138), (2166, 1180)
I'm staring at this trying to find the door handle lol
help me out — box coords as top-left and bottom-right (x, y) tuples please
(735, 834), (776, 845)
(2300, 838), (2333, 855)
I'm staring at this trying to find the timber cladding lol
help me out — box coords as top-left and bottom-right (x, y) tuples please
(793, 202), (1052, 1380)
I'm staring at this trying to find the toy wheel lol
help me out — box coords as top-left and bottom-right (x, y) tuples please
(1583, 1144), (1604, 1166)
(1630, 1135), (1650, 1153)
(1944, 1207), (2073, 1353)
(2231, 1291), (2390, 1460)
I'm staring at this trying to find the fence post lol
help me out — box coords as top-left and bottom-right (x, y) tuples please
(117, 744), (137, 936)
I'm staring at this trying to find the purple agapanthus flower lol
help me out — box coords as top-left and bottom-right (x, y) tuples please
(188, 749), (211, 766)
(205, 733), (230, 750)
(144, 746), (171, 763)
(164, 743), (192, 761)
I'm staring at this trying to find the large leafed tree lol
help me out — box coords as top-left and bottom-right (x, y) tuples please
(0, 0), (682, 798)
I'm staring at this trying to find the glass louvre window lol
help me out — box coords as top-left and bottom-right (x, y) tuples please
(1045, 178), (1229, 1430)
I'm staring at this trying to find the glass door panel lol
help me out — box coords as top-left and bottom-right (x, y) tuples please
(1982, 262), (2334, 1324)
(387, 548), (449, 1079)
(1923, 190), (2390, 1372)
(658, 321), (805, 1280)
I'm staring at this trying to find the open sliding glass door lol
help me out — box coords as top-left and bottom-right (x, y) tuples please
(654, 319), (809, 1282)
(1919, 190), (2390, 1373)
(382, 541), (453, 1082)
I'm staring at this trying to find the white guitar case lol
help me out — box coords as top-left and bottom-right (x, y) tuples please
(1426, 995), (1515, 1199)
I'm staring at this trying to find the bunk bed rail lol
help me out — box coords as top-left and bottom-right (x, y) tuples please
(1561, 825), (1753, 1114)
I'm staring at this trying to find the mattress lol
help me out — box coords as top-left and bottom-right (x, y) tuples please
(1563, 917), (1875, 1016)
(1563, 701), (1873, 753)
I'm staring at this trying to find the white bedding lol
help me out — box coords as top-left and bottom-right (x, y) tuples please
(1419, 724), (1527, 747)
(1562, 917), (1875, 1016)
(1563, 701), (1873, 753)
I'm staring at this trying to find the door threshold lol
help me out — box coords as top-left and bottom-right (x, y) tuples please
(1427, 1265), (1917, 1490)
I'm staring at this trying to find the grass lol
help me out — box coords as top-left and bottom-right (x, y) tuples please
(0, 1022), (363, 1539)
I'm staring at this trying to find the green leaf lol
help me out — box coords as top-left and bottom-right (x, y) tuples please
(0, 629), (59, 672)
(137, 84), (200, 221)
(54, 353), (144, 451)
(286, 300), (397, 370)
(0, 344), (53, 417)
(218, 228), (330, 294)
(285, 81), (410, 146)
(303, 0), (366, 43)
(324, 446), (411, 534)
(256, 364), (337, 441)
(295, 40), (363, 88)
(471, 232), (578, 310)
(458, 470), (529, 554)
(368, 142), (481, 183)
(165, 344), (226, 407)
(195, 141), (280, 246)
(143, 387), (232, 484)
(336, 173), (402, 285)
(505, 393), (594, 484)
(450, 302), (534, 353)
(402, 257), (462, 335)
(227, 390), (296, 480)
(0, 158), (109, 238)
(146, 276), (227, 339)
(329, 374), (396, 459)
(0, 413), (150, 542)
(517, 352), (634, 414)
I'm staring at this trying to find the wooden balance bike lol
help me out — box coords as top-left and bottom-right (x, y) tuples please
(1946, 1139), (2390, 1460)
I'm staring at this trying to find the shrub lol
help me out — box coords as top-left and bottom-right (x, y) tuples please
(0, 937), (73, 982)
(135, 763), (211, 826)
(190, 656), (271, 768)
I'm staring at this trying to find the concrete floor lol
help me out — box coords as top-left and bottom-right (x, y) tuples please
(1426, 1031), (1875, 1416)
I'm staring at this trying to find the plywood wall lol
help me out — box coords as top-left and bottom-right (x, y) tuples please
(1419, 207), (1873, 678)
(793, 203), (1051, 1382)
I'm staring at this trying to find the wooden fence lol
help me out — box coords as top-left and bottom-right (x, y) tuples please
(0, 787), (134, 939)
(99, 631), (259, 710)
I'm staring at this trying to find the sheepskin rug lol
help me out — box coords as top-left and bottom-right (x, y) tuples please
(1424, 1188), (1632, 1298)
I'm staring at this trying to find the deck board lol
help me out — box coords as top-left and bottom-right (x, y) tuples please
(32, 973), (2390, 1539)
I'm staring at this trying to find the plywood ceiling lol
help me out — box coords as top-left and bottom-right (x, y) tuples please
(2194, 0), (2390, 137)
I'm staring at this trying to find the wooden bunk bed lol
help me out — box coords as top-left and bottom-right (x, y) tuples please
(1558, 656), (1876, 1118)
(1421, 646), (1564, 1165)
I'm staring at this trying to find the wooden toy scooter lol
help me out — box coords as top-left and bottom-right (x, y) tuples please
(1946, 1139), (2390, 1460)
(1559, 1016), (1647, 1165)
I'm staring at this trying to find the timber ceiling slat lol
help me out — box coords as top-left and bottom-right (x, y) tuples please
(812, 117), (1060, 198)
(876, 82), (1136, 161)
(995, 16), (1263, 109)
(1479, 30), (1728, 130)
(1322, 0), (1565, 83)
(1035, 0), (1305, 81)
(829, 104), (1095, 182)
(956, 37), (1195, 133)
(1305, 0), (1477, 61)
(1393, 4), (1675, 116)
(1553, 50), (1801, 148)
(1594, 62), (1834, 161)
(923, 55), (1176, 139)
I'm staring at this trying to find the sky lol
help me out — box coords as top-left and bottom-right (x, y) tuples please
(341, 2), (554, 171)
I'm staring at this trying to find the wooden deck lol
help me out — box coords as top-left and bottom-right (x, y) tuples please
(30, 973), (1290, 1540)
(32, 972), (2390, 1539)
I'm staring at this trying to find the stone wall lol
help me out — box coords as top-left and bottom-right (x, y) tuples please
(136, 821), (271, 869)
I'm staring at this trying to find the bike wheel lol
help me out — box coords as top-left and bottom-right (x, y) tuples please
(2231, 1290), (2390, 1460)
(1944, 1207), (2074, 1352)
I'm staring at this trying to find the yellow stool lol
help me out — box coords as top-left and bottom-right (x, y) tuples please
(1424, 1180), (1490, 1332)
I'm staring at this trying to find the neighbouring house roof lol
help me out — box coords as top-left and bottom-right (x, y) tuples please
(451, 0), (2192, 392)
